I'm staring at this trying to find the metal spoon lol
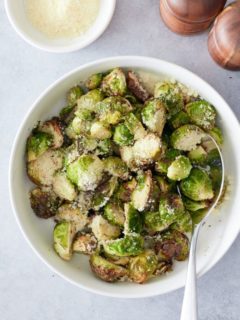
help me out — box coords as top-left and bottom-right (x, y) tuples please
(180, 135), (225, 320)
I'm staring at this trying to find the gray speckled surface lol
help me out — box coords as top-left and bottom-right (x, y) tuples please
(1, 1), (240, 319)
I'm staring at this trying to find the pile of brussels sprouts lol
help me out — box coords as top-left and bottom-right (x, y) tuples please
(26, 67), (223, 283)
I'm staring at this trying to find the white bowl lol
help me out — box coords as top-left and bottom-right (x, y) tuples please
(9, 56), (240, 298)
(5, 0), (116, 53)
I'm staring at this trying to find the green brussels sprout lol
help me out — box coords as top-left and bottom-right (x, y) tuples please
(180, 168), (214, 201)
(30, 187), (60, 219)
(191, 209), (208, 225)
(60, 105), (75, 122)
(124, 203), (143, 234)
(90, 254), (128, 282)
(90, 121), (112, 140)
(185, 100), (216, 130)
(208, 126), (223, 146)
(209, 165), (223, 191)
(155, 159), (171, 174)
(39, 118), (64, 149)
(101, 68), (127, 96)
(165, 148), (182, 160)
(103, 201), (125, 227)
(170, 124), (205, 151)
(154, 81), (184, 116)
(75, 109), (94, 121)
(65, 121), (78, 139)
(124, 112), (146, 140)
(56, 204), (89, 232)
(154, 229), (189, 261)
(53, 221), (76, 261)
(67, 85), (84, 106)
(206, 149), (221, 167)
(92, 176), (118, 210)
(95, 139), (114, 156)
(167, 155), (192, 181)
(103, 156), (129, 180)
(113, 123), (134, 146)
(76, 89), (104, 112)
(114, 178), (137, 202)
(73, 233), (97, 255)
(91, 215), (121, 241)
(188, 146), (207, 165)
(128, 250), (158, 283)
(85, 73), (103, 90)
(131, 170), (152, 212)
(172, 210), (193, 233)
(169, 111), (191, 129)
(27, 132), (52, 162)
(52, 171), (77, 201)
(141, 99), (166, 136)
(183, 197), (209, 212)
(103, 234), (144, 257)
(155, 176), (176, 194)
(66, 155), (104, 191)
(77, 136), (98, 154)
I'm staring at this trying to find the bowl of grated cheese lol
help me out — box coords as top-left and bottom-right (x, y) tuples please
(5, 0), (116, 53)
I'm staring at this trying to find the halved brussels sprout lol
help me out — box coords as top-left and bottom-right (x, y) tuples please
(60, 105), (75, 123)
(131, 170), (152, 211)
(206, 149), (222, 167)
(188, 146), (207, 165)
(148, 179), (161, 211)
(70, 116), (91, 135)
(27, 149), (63, 186)
(113, 123), (134, 146)
(208, 126), (223, 146)
(141, 99), (166, 136)
(53, 221), (76, 261)
(39, 118), (64, 149)
(56, 204), (89, 232)
(170, 124), (205, 151)
(103, 201), (125, 227)
(183, 197), (209, 212)
(191, 209), (208, 225)
(154, 229), (189, 261)
(90, 121), (112, 140)
(90, 254), (128, 282)
(185, 100), (216, 130)
(76, 109), (94, 121)
(124, 203), (143, 234)
(73, 233), (97, 255)
(154, 261), (172, 276)
(52, 171), (77, 201)
(172, 210), (193, 233)
(154, 81), (184, 116)
(27, 131), (52, 162)
(155, 176), (176, 194)
(91, 215), (121, 241)
(124, 112), (146, 140)
(103, 234), (144, 257)
(127, 70), (150, 102)
(92, 176), (118, 210)
(180, 168), (214, 201)
(66, 155), (104, 191)
(167, 155), (192, 181)
(95, 139), (114, 156)
(76, 88), (104, 112)
(67, 85), (84, 106)
(101, 68), (127, 96)
(30, 187), (60, 219)
(169, 111), (191, 129)
(103, 156), (129, 180)
(85, 73), (103, 90)
(129, 250), (158, 283)
(115, 178), (137, 202)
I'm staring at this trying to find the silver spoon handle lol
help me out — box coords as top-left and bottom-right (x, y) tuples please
(180, 225), (200, 320)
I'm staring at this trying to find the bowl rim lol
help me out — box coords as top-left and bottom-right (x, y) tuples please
(4, 0), (116, 53)
(9, 56), (240, 298)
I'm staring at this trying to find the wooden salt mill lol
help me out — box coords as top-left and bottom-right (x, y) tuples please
(160, 0), (227, 35)
(208, 1), (240, 70)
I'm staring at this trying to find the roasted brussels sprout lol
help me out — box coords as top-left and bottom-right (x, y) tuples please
(85, 73), (103, 90)
(30, 187), (60, 219)
(131, 170), (152, 211)
(129, 250), (158, 283)
(147, 179), (161, 211)
(66, 155), (104, 191)
(91, 215), (121, 241)
(113, 123), (134, 146)
(103, 156), (129, 180)
(183, 197), (209, 212)
(76, 89), (104, 112)
(60, 105), (75, 123)
(170, 124), (205, 151)
(124, 203), (143, 234)
(191, 209), (208, 225)
(90, 254), (128, 282)
(124, 112), (146, 140)
(90, 121), (112, 140)
(27, 132), (52, 162)
(27, 149), (63, 186)
(53, 221), (76, 261)
(154, 81), (184, 116)
(115, 178), (137, 202)
(67, 85), (84, 106)
(103, 201), (125, 227)
(52, 171), (77, 201)
(127, 70), (150, 102)
(56, 204), (89, 232)
(155, 175), (176, 194)
(70, 116), (91, 135)
(95, 139), (114, 156)
(167, 155), (192, 181)
(206, 149), (222, 167)
(92, 176), (118, 210)
(209, 165), (223, 191)
(185, 100), (216, 130)
(141, 99), (166, 136)
(172, 210), (193, 233)
(169, 111), (191, 129)
(73, 233), (97, 254)
(154, 261), (172, 276)
(101, 68), (127, 96)
(39, 118), (64, 149)
(103, 234), (144, 257)
(188, 146), (207, 165)
(180, 168), (214, 201)
(208, 126), (223, 146)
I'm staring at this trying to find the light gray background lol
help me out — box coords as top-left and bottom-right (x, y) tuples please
(1, 1), (239, 319)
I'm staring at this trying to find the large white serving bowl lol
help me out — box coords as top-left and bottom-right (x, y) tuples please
(9, 56), (240, 298)
(5, 0), (116, 53)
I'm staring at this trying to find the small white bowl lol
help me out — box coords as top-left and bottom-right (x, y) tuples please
(5, 0), (116, 53)
(9, 56), (240, 298)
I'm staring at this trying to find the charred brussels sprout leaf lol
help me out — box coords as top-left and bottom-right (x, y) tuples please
(185, 100), (216, 130)
(101, 68), (127, 96)
(85, 73), (103, 90)
(53, 221), (76, 261)
(103, 234), (144, 257)
(67, 86), (84, 106)
(167, 155), (192, 181)
(27, 132), (52, 162)
(124, 203), (143, 234)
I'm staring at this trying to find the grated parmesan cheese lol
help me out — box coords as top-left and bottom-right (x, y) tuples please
(25, 0), (100, 39)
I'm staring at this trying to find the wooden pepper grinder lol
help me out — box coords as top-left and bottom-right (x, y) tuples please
(160, 0), (227, 35)
(208, 1), (240, 70)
